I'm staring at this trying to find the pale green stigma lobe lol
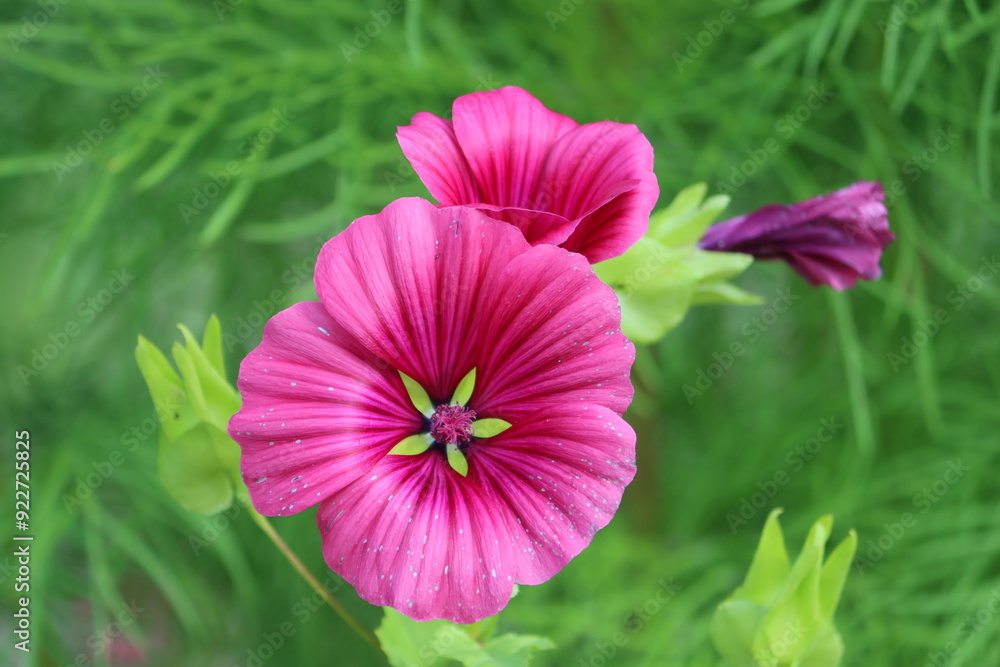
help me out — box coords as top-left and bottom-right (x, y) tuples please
(387, 432), (433, 456)
(398, 370), (434, 417)
(450, 368), (476, 406)
(470, 418), (512, 438)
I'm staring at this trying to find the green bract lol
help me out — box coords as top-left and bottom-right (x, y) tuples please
(594, 183), (760, 344)
(712, 509), (857, 667)
(135, 315), (243, 515)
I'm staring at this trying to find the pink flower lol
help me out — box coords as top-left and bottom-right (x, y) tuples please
(229, 197), (636, 623)
(698, 181), (895, 290)
(396, 86), (659, 263)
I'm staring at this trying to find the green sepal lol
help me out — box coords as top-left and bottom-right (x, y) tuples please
(594, 239), (699, 344)
(399, 370), (434, 417)
(648, 182), (731, 246)
(446, 442), (468, 476)
(711, 599), (766, 667)
(451, 368), (476, 406)
(594, 183), (761, 345)
(819, 530), (857, 620)
(388, 433), (434, 456)
(471, 418), (512, 438)
(736, 508), (790, 605)
(136, 335), (196, 441)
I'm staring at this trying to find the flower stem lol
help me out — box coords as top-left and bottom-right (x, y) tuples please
(245, 502), (383, 654)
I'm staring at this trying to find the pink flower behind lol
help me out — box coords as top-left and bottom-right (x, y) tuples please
(698, 181), (895, 290)
(397, 86), (659, 263)
(229, 197), (636, 623)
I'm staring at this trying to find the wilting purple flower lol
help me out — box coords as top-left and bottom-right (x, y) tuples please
(699, 181), (895, 290)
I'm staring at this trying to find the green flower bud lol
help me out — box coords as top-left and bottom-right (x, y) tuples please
(135, 315), (243, 514)
(712, 509), (857, 667)
(594, 183), (759, 345)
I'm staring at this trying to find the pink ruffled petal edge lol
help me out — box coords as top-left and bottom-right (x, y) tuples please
(316, 403), (636, 623)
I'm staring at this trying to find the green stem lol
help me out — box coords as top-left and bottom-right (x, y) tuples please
(245, 502), (383, 654)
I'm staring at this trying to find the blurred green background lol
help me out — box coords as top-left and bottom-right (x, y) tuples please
(2, 0), (998, 665)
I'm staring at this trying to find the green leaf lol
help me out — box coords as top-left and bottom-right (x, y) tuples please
(376, 608), (555, 667)
(157, 425), (235, 515)
(375, 608), (466, 667)
(399, 370), (434, 417)
(471, 418), (512, 438)
(477, 633), (557, 666)
(446, 443), (468, 477)
(388, 433), (434, 456)
(451, 367), (477, 406)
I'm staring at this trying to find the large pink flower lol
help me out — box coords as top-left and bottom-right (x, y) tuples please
(229, 197), (636, 623)
(396, 86), (659, 263)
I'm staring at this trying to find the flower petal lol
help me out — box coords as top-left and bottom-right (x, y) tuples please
(229, 302), (422, 516)
(475, 204), (578, 247)
(316, 404), (635, 623)
(396, 112), (483, 205)
(451, 86), (578, 210)
(472, 245), (635, 419)
(540, 122), (659, 262)
(699, 181), (893, 290)
(314, 198), (531, 402)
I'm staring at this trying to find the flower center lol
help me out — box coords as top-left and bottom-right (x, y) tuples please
(430, 404), (477, 446)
